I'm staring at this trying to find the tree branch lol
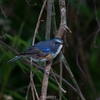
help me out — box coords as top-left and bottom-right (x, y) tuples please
(55, 0), (85, 99)
(40, 0), (54, 100)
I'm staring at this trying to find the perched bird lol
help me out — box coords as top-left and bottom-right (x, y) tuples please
(7, 38), (63, 63)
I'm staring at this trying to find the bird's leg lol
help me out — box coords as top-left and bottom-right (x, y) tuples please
(36, 62), (49, 76)
(45, 60), (52, 76)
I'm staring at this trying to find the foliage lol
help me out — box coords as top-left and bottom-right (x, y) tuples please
(0, 0), (100, 100)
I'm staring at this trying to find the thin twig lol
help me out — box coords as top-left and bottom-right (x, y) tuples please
(26, 0), (37, 6)
(30, 59), (35, 100)
(51, 69), (66, 93)
(76, 36), (97, 97)
(76, 0), (81, 16)
(59, 53), (63, 100)
(93, 0), (100, 48)
(61, 51), (85, 100)
(32, 79), (39, 100)
(32, 0), (47, 45)
(50, 72), (77, 93)
(0, 34), (6, 40)
(0, 5), (7, 18)
(29, 0), (47, 99)
(52, 4), (57, 35)
(45, 0), (54, 40)
(0, 40), (19, 55)
(25, 67), (39, 100)
(25, 83), (31, 100)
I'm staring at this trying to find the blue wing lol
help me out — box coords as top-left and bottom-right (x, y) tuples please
(19, 46), (50, 57)
(7, 41), (51, 63)
(38, 47), (50, 52)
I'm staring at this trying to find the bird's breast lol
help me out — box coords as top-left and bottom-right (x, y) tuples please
(51, 45), (63, 59)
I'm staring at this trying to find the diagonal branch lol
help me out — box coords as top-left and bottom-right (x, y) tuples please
(0, 5), (7, 18)
(61, 52), (85, 100)
(55, 0), (85, 100)
(93, 0), (100, 48)
(32, 0), (47, 45)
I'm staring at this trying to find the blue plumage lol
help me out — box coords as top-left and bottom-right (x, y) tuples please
(7, 38), (63, 63)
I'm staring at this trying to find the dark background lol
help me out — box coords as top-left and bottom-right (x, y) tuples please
(0, 0), (100, 100)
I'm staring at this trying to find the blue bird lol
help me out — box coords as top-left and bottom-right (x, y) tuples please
(7, 38), (63, 63)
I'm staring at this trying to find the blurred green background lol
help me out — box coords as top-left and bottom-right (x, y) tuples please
(0, 0), (100, 100)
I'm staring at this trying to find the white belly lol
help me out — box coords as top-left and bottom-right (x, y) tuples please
(31, 45), (63, 62)
(51, 45), (63, 59)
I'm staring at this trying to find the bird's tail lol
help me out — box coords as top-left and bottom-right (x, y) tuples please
(7, 56), (21, 63)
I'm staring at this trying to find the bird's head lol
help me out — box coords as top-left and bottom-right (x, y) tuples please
(49, 38), (64, 54)
(52, 38), (64, 45)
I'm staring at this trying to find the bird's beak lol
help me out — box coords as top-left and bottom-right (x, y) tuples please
(58, 42), (64, 45)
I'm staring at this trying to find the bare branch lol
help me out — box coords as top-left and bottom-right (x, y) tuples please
(59, 53), (63, 100)
(93, 0), (100, 48)
(51, 69), (66, 93)
(0, 5), (7, 18)
(55, 0), (71, 38)
(32, 0), (47, 45)
(55, 0), (85, 99)
(28, 0), (47, 99)
(45, 0), (54, 40)
(40, 61), (52, 100)
(61, 51), (85, 100)
(26, 0), (37, 6)
(40, 0), (54, 99)
(52, 4), (57, 35)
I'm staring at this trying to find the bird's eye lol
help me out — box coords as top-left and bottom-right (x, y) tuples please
(55, 42), (58, 44)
